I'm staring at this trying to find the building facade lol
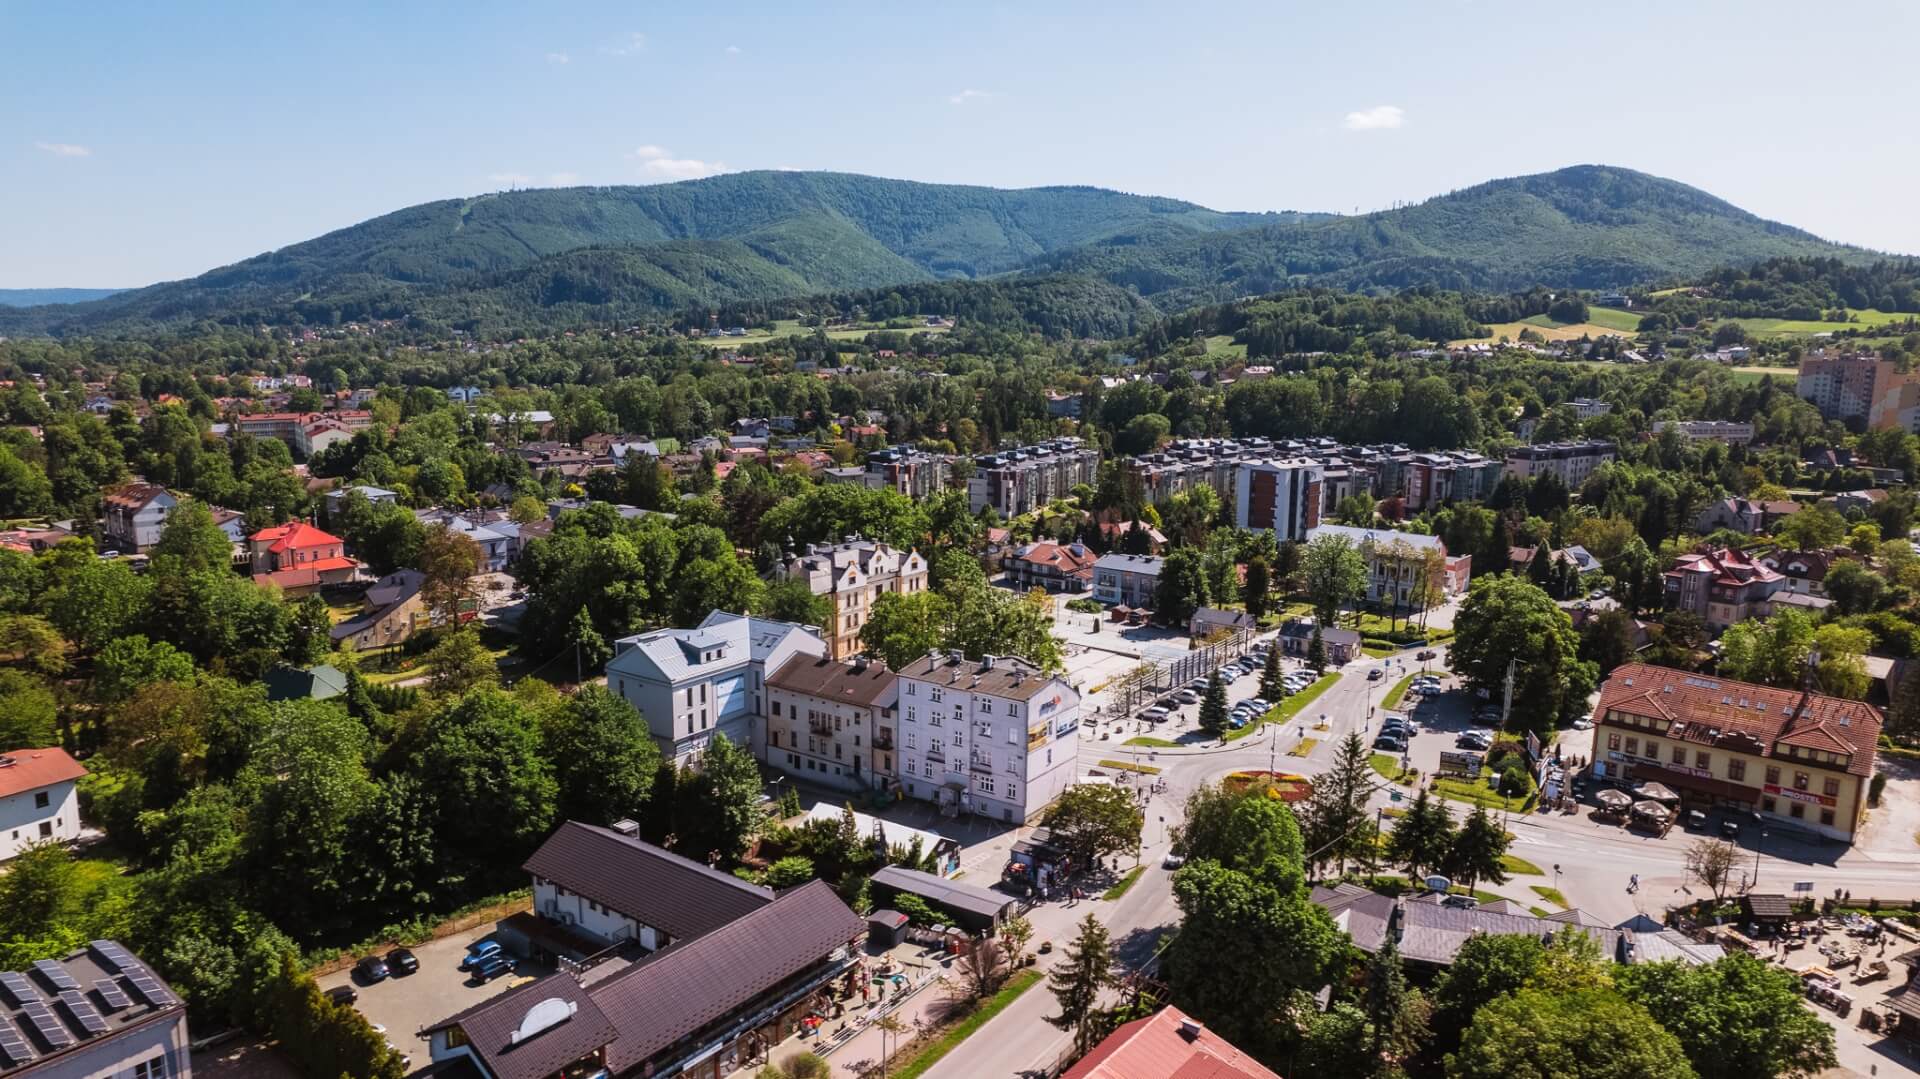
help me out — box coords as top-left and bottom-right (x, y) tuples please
(1797, 353), (1909, 430)
(1304, 524), (1469, 608)
(780, 539), (928, 660)
(895, 652), (1081, 823)
(865, 447), (951, 500)
(1654, 419), (1756, 445)
(101, 483), (176, 553)
(1091, 553), (1163, 607)
(607, 611), (827, 764)
(1233, 458), (1322, 541)
(1591, 664), (1881, 842)
(1663, 547), (1786, 630)
(246, 521), (359, 594)
(1503, 440), (1618, 485)
(0, 748), (86, 861)
(0, 941), (192, 1078)
(1002, 541), (1096, 594)
(765, 655), (899, 792)
(967, 438), (1101, 517)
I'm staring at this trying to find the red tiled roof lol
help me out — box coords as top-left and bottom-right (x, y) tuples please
(1012, 541), (1097, 576)
(102, 482), (172, 511)
(1064, 1006), (1281, 1079)
(1595, 663), (1882, 777)
(0, 747), (88, 798)
(250, 521), (344, 553)
(1666, 547), (1783, 588)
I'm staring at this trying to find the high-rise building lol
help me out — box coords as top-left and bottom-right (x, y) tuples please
(1232, 458), (1322, 540)
(967, 438), (1101, 517)
(1797, 353), (1909, 430)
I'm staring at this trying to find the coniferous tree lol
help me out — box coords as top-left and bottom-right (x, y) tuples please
(1259, 647), (1287, 701)
(1441, 805), (1512, 894)
(1308, 625), (1328, 675)
(1303, 733), (1375, 878)
(1386, 788), (1455, 881)
(1199, 671), (1228, 736)
(1047, 913), (1116, 1055)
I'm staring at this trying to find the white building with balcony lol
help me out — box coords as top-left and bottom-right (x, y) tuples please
(894, 652), (1080, 823)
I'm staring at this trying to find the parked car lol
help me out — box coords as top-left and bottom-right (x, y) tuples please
(325, 984), (357, 1006)
(469, 955), (516, 983)
(352, 956), (390, 984)
(384, 948), (418, 976)
(1374, 735), (1406, 752)
(1719, 819), (1741, 840)
(461, 940), (503, 970)
(1176, 690), (1200, 705)
(1456, 733), (1492, 750)
(1572, 718), (1593, 730)
(1163, 853), (1186, 869)
(1141, 707), (1170, 722)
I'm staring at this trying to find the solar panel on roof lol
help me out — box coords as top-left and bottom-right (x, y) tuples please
(0, 972), (40, 1008)
(92, 979), (131, 1011)
(30, 959), (78, 992)
(87, 941), (133, 973)
(125, 973), (176, 1008)
(57, 990), (109, 1036)
(20, 1002), (74, 1049)
(0, 1019), (33, 1066)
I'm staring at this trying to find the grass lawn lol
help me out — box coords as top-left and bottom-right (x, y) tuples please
(1530, 884), (1568, 909)
(1202, 334), (1248, 360)
(893, 969), (1044, 1079)
(1288, 739), (1318, 757)
(1103, 866), (1146, 901)
(1123, 736), (1180, 748)
(1361, 645), (1396, 659)
(1730, 309), (1912, 337)
(1381, 673), (1418, 710)
(1430, 776), (1530, 812)
(1501, 854), (1544, 876)
(1225, 673), (1339, 742)
(1370, 753), (1410, 782)
(1452, 318), (1632, 345)
(1366, 875), (1506, 904)
(693, 318), (951, 347)
(1586, 307), (1643, 332)
(1098, 759), (1162, 775)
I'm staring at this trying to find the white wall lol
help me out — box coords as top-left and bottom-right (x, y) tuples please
(533, 880), (657, 949)
(0, 779), (80, 860)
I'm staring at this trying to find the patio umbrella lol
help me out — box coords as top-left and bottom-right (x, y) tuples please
(1596, 788), (1632, 808)
(1636, 782), (1680, 805)
(1632, 800), (1672, 819)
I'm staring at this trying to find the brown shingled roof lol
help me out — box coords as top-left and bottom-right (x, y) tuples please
(522, 823), (771, 941)
(767, 654), (897, 708)
(1596, 663), (1881, 778)
(903, 651), (1065, 700)
(421, 972), (616, 1079)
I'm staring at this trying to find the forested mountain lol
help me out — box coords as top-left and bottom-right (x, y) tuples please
(0, 287), (125, 307)
(0, 165), (1875, 336)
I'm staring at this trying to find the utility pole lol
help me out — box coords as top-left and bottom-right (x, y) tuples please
(1501, 657), (1516, 731)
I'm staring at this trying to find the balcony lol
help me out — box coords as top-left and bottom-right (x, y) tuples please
(924, 748), (945, 763)
(874, 731), (895, 751)
(970, 754), (994, 774)
(809, 719), (835, 737)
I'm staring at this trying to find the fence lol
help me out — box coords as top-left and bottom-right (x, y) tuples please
(1107, 627), (1256, 718)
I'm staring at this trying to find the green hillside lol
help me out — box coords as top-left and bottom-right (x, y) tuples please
(0, 288), (126, 307)
(0, 165), (1880, 336)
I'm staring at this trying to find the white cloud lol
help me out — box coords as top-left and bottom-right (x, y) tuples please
(601, 32), (645, 56)
(948, 89), (995, 106)
(725, 45), (741, 55)
(547, 171), (581, 186)
(35, 141), (91, 157)
(1342, 105), (1405, 131)
(488, 172), (533, 186)
(545, 51), (570, 64)
(626, 144), (732, 181)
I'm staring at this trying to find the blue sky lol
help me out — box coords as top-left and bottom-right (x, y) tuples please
(5, 0), (1917, 288)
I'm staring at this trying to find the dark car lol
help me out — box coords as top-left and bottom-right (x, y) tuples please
(352, 956), (390, 984)
(324, 984), (357, 1006)
(384, 948), (419, 976)
(469, 955), (516, 983)
(461, 940), (503, 970)
(1719, 819), (1741, 840)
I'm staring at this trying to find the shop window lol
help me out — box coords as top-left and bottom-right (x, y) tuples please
(1789, 802), (1805, 818)
(1820, 809), (1836, 826)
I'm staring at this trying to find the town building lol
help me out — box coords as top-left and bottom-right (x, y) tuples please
(1502, 440), (1617, 485)
(1304, 524), (1471, 608)
(229, 410), (372, 450)
(320, 484), (398, 523)
(1063, 1005), (1280, 1079)
(606, 611), (827, 764)
(1095, 519), (1165, 552)
(780, 539), (928, 661)
(1278, 618), (1360, 665)
(1653, 419), (1757, 445)
(0, 940), (192, 1078)
(1663, 547), (1786, 630)
(1570, 397), (1614, 418)
(765, 654), (899, 793)
(328, 569), (428, 651)
(415, 509), (513, 572)
(0, 748), (86, 861)
(429, 821), (866, 1079)
(1091, 553), (1163, 608)
(246, 521), (359, 595)
(862, 447), (950, 500)
(1002, 541), (1096, 594)
(100, 483), (175, 553)
(1797, 353), (1910, 430)
(1591, 663), (1883, 842)
(1693, 497), (1803, 536)
(966, 438), (1100, 517)
(1753, 549), (1834, 597)
(1404, 451), (1505, 510)
(1233, 458), (1323, 541)
(1189, 607), (1254, 639)
(895, 651), (1081, 823)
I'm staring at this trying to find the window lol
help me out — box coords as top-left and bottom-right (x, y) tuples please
(1694, 752), (1710, 770)
(1765, 766), (1781, 785)
(1794, 771), (1809, 791)
(906, 706), (916, 722)
(772, 701), (782, 717)
(34, 791), (50, 809)
(38, 822), (52, 838)
(906, 732), (917, 749)
(1824, 777), (1841, 798)
(1006, 726), (1018, 744)
(907, 682), (916, 696)
(1820, 808), (1836, 827)
(1789, 801), (1805, 819)
(930, 709), (942, 727)
(1009, 704), (1021, 719)
(978, 776), (995, 794)
(1625, 738), (1638, 756)
(1608, 733), (1621, 751)
(1670, 745), (1685, 765)
(979, 700), (993, 714)
(931, 687), (944, 703)
(1006, 782), (1016, 802)
(1762, 796), (1777, 813)
(1727, 759), (1746, 782)
(929, 738), (943, 756)
(135, 1055), (169, 1079)
(906, 758), (917, 776)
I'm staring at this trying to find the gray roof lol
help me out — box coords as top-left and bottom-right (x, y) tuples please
(870, 865), (1015, 921)
(0, 941), (184, 1076)
(1317, 890), (1728, 969)
(522, 823), (771, 940)
(608, 611), (822, 683)
(1305, 524), (1445, 553)
(421, 972), (616, 1079)
(1092, 553), (1164, 575)
(263, 664), (347, 702)
(900, 651), (1072, 703)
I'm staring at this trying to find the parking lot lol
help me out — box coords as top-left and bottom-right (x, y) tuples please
(1084, 640), (1336, 744)
(315, 926), (548, 1071)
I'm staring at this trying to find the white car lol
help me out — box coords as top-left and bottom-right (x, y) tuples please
(1572, 717), (1593, 730)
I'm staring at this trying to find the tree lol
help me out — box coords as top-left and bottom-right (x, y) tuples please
(285, 594), (333, 667)
(757, 1052), (830, 1079)
(1307, 625), (1328, 675)
(152, 499), (238, 572)
(0, 614), (72, 676)
(1429, 933), (1549, 1058)
(1386, 788), (1455, 882)
(1047, 914), (1116, 1056)
(1335, 492), (1377, 527)
(508, 495), (546, 524)
(946, 583), (1063, 672)
(1776, 504), (1845, 550)
(1153, 547), (1209, 626)
(424, 627), (498, 696)
(1822, 559), (1886, 616)
(1616, 953), (1837, 1079)
(1446, 987), (1695, 1079)
(1363, 933), (1427, 1069)
(1000, 914), (1034, 969)
(1259, 647), (1287, 700)
(1440, 806), (1511, 894)
(1041, 785), (1144, 867)
(1198, 671), (1228, 736)
(860, 591), (952, 670)
(544, 685), (662, 826)
(957, 935), (1009, 998)
(1682, 838), (1742, 901)
(416, 524), (482, 626)
(1717, 607), (1815, 688)
(761, 577), (833, 628)
(1302, 734), (1375, 878)
(1449, 575), (1595, 736)
(411, 689), (558, 874)
(1243, 555), (1272, 621)
(1577, 606), (1636, 676)
(1303, 533), (1368, 627)
(0, 670), (57, 749)
(676, 732), (764, 863)
(93, 634), (194, 702)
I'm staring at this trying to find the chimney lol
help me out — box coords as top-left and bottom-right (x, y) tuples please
(982, 654), (996, 670)
(1178, 1016), (1204, 1042)
(609, 818), (640, 837)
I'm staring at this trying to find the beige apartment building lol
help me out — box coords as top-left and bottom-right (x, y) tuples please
(765, 654), (899, 793)
(780, 538), (929, 659)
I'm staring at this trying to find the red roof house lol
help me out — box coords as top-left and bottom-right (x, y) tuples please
(1064, 1006), (1281, 1079)
(248, 521), (359, 595)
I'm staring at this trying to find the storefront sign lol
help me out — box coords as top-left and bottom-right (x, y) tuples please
(1764, 784), (1834, 807)
(1665, 765), (1714, 780)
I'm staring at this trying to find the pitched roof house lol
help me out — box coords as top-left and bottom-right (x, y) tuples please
(1064, 1005), (1280, 1079)
(247, 521), (359, 594)
(0, 747), (87, 860)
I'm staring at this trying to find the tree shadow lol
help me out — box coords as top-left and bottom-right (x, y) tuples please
(1110, 923), (1172, 972)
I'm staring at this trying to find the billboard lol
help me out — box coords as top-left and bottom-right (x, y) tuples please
(714, 672), (750, 720)
(1438, 751), (1483, 778)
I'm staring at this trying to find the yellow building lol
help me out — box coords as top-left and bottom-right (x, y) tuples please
(1592, 664), (1882, 843)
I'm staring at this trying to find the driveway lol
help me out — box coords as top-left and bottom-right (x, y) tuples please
(315, 927), (551, 1071)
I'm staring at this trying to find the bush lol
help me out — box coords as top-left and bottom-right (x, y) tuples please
(1066, 598), (1103, 614)
(1869, 772), (1888, 806)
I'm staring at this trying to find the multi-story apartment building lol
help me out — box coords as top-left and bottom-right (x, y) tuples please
(1232, 458), (1322, 541)
(1663, 547), (1786, 630)
(765, 654), (899, 792)
(1653, 419), (1756, 445)
(1797, 353), (1909, 430)
(1123, 439), (1271, 503)
(0, 747), (86, 861)
(1303, 525), (1470, 608)
(0, 939), (191, 1078)
(863, 447), (950, 500)
(1502, 440), (1617, 485)
(101, 483), (175, 553)
(1592, 664), (1881, 842)
(895, 652), (1081, 823)
(607, 611), (827, 764)
(780, 539), (928, 660)
(1092, 553), (1163, 607)
(1403, 451), (1506, 510)
(967, 438), (1101, 517)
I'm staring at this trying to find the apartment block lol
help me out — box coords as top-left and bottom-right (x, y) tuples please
(895, 652), (1081, 823)
(863, 446), (950, 500)
(1233, 458), (1322, 541)
(1502, 440), (1617, 485)
(765, 654), (898, 792)
(606, 611), (827, 764)
(967, 438), (1100, 517)
(1653, 419), (1756, 445)
(1797, 353), (1908, 430)
(780, 539), (928, 660)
